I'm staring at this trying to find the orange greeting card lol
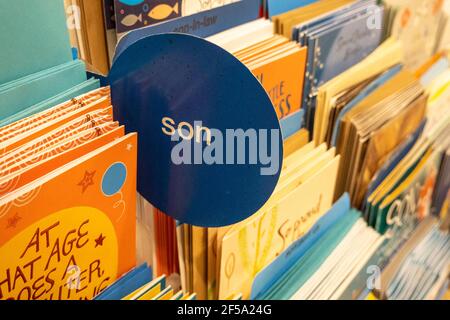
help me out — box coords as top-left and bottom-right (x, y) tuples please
(0, 87), (110, 139)
(0, 133), (137, 300)
(0, 120), (117, 174)
(0, 105), (113, 154)
(0, 96), (111, 145)
(250, 46), (307, 119)
(0, 124), (123, 197)
(0, 113), (113, 169)
(237, 38), (290, 63)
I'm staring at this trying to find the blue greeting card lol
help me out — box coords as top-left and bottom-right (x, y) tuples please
(0, 0), (73, 85)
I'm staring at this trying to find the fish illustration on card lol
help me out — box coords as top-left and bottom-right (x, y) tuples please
(148, 2), (179, 20)
(114, 0), (238, 34)
(121, 14), (143, 27)
(115, 0), (182, 33)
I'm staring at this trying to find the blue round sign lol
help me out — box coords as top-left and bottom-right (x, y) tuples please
(110, 33), (283, 227)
